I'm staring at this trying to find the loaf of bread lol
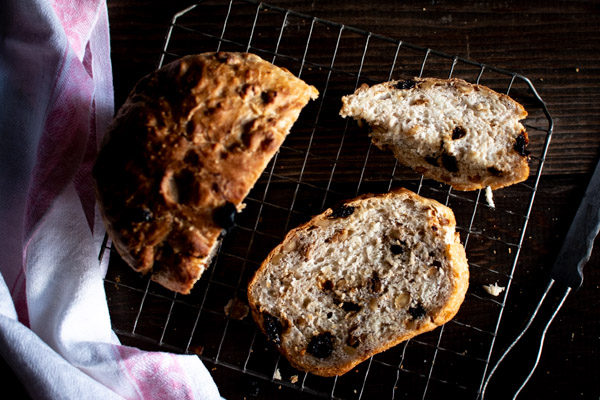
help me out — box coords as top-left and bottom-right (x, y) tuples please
(93, 52), (318, 294)
(247, 188), (468, 376)
(339, 77), (530, 190)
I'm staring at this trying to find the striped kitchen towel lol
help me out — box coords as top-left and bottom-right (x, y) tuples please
(0, 1), (222, 398)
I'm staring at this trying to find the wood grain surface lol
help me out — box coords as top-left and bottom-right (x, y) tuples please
(98, 1), (600, 399)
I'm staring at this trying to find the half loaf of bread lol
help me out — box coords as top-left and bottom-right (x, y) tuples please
(339, 77), (530, 190)
(248, 188), (468, 376)
(93, 52), (318, 294)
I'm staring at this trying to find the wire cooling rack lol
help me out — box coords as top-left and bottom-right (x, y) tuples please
(102, 1), (554, 399)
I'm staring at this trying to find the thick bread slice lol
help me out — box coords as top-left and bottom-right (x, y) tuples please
(93, 52), (318, 294)
(247, 188), (468, 376)
(339, 77), (530, 190)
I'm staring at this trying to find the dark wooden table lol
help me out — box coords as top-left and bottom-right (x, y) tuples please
(100, 1), (600, 399)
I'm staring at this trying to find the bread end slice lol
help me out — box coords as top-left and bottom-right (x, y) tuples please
(93, 52), (318, 294)
(340, 77), (530, 191)
(248, 188), (468, 376)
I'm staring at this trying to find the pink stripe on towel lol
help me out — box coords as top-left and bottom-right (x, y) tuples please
(117, 345), (195, 400)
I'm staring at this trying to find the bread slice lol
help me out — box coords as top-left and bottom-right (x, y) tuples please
(247, 188), (468, 376)
(339, 77), (530, 190)
(93, 52), (318, 294)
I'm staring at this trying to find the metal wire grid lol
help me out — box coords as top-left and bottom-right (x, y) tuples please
(101, 1), (554, 399)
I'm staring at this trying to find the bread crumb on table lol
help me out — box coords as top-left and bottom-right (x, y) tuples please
(485, 186), (495, 208)
(224, 297), (249, 320)
(190, 345), (204, 356)
(273, 368), (282, 381)
(290, 375), (299, 384)
(483, 282), (505, 297)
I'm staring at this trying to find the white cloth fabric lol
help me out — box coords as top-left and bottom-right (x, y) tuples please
(0, 1), (222, 398)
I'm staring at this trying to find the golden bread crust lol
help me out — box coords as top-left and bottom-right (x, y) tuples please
(93, 52), (318, 294)
(248, 188), (469, 376)
(340, 77), (530, 191)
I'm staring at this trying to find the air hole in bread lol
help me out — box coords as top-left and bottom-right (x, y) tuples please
(174, 169), (195, 204)
(183, 150), (201, 166)
(156, 240), (174, 262)
(302, 297), (311, 308)
(441, 153), (459, 173)
(452, 126), (467, 140)
(161, 169), (196, 205)
(487, 166), (503, 177)
(185, 120), (195, 137)
(260, 134), (275, 152)
(394, 79), (417, 90)
(369, 271), (382, 293)
(390, 244), (404, 255)
(425, 155), (439, 166)
(261, 90), (278, 104)
(341, 302), (361, 313)
(410, 98), (428, 106)
(239, 83), (260, 99)
(346, 331), (360, 348)
(394, 292), (410, 309)
(408, 303), (427, 319)
(241, 131), (253, 149)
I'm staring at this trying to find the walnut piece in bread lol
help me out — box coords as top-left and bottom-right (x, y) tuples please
(93, 52), (318, 294)
(247, 188), (469, 376)
(339, 77), (530, 190)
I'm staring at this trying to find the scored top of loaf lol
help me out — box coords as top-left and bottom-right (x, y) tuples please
(93, 52), (318, 294)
